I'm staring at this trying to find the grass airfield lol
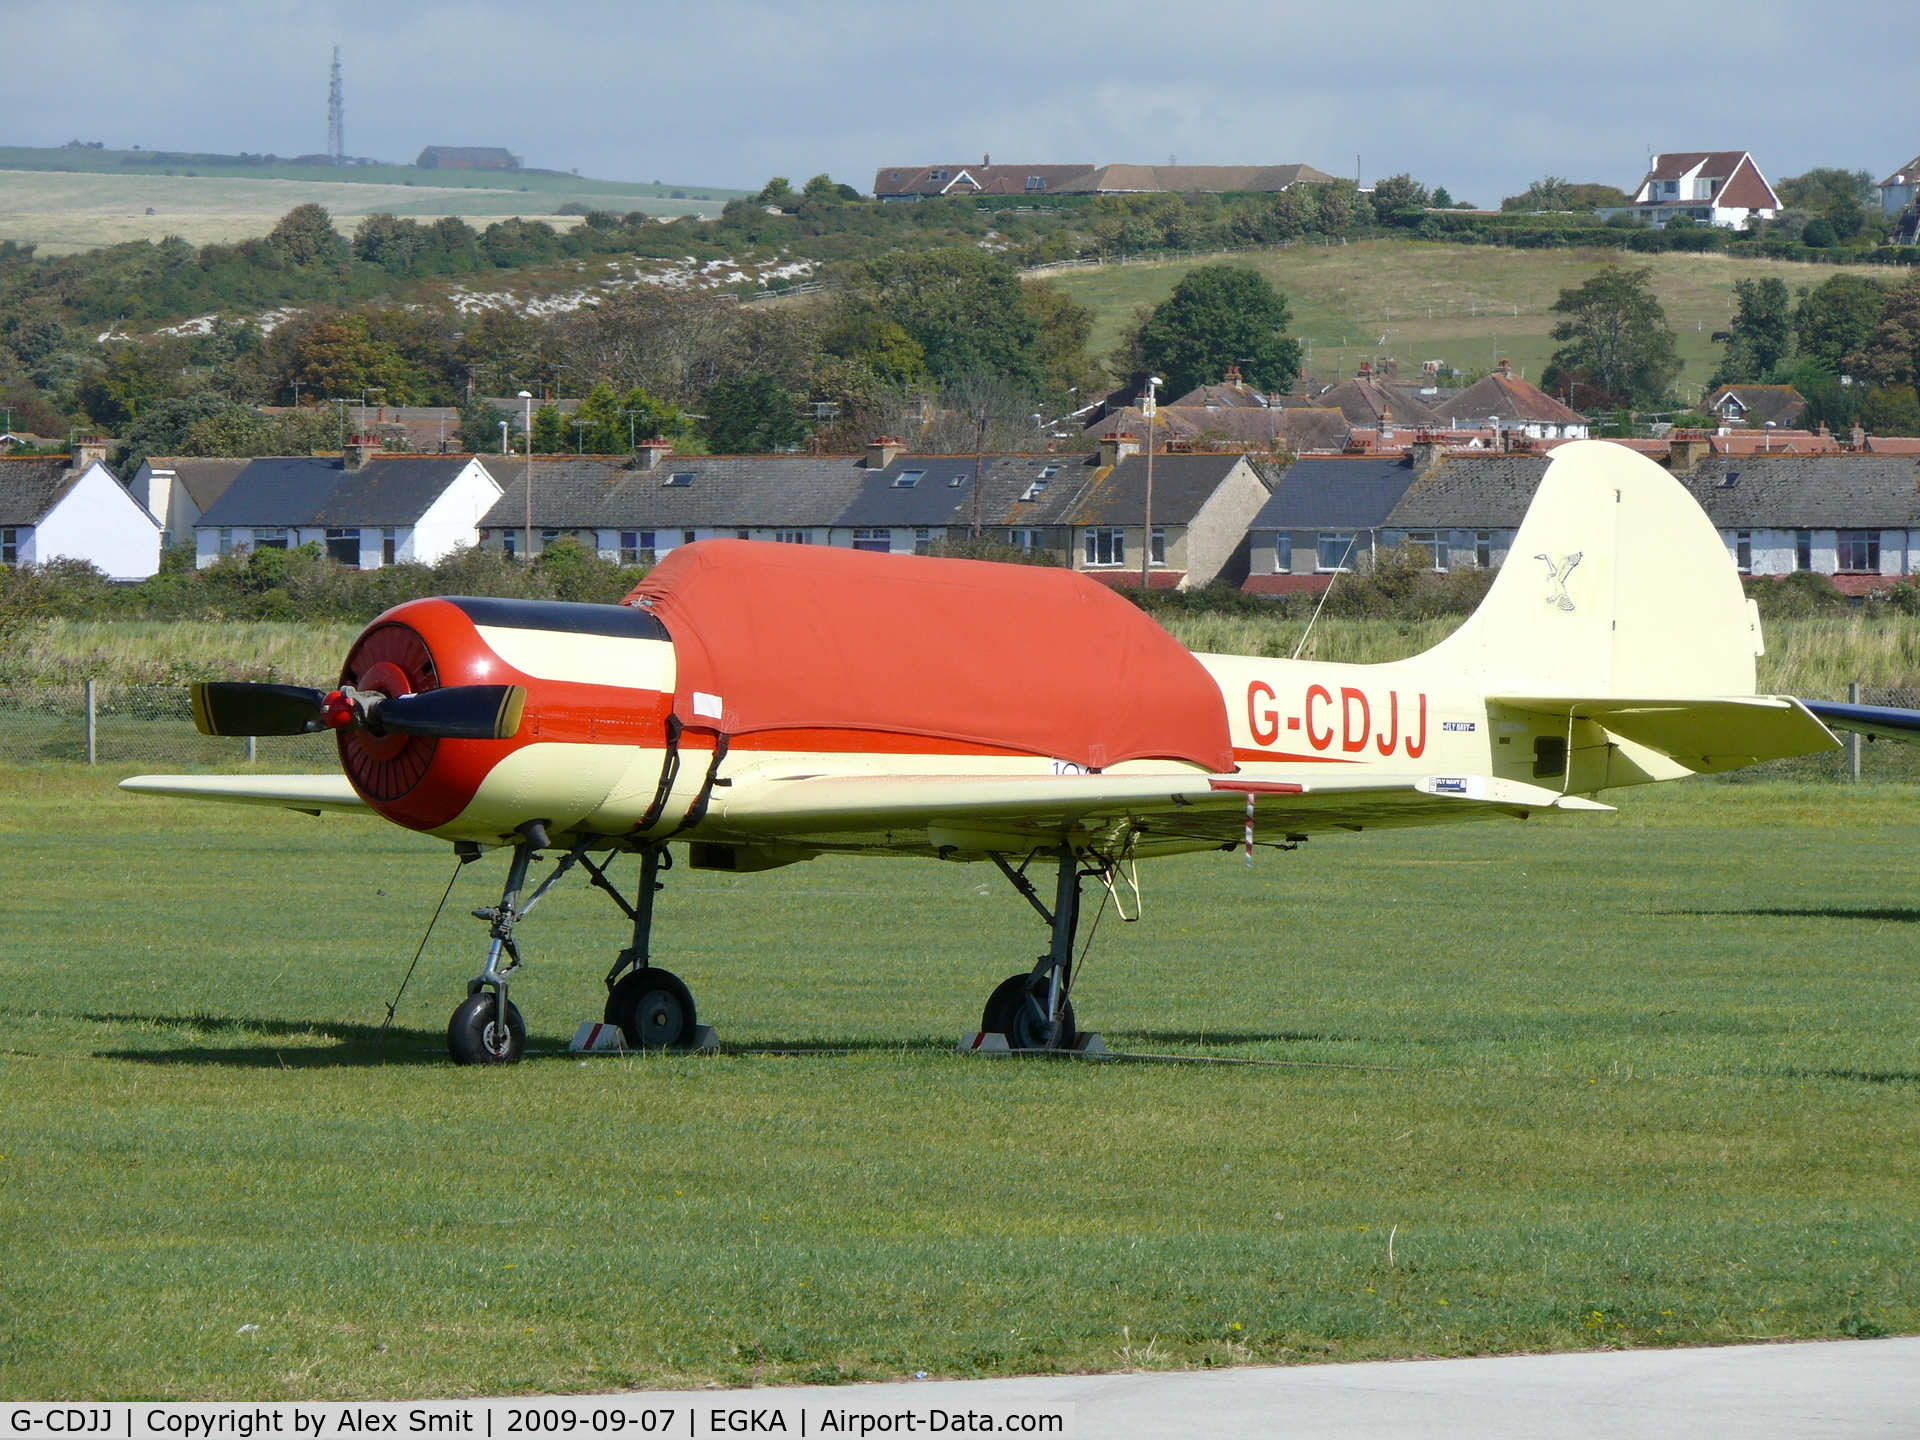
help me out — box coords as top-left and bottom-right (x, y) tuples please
(0, 766), (1914, 1397)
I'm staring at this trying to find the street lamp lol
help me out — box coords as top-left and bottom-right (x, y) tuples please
(1139, 376), (1162, 591)
(519, 390), (534, 559)
(498, 420), (509, 455)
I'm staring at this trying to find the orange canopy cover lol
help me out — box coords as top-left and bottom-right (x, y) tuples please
(626, 540), (1233, 772)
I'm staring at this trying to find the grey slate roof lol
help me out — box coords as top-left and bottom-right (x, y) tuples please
(197, 456), (478, 528)
(1313, 378), (1447, 429)
(141, 457), (248, 511)
(478, 455), (870, 531)
(1383, 456), (1554, 527)
(1029, 453), (1253, 527)
(1248, 457), (1420, 530)
(0, 457), (83, 527)
(841, 455), (1090, 529)
(1680, 456), (1920, 527)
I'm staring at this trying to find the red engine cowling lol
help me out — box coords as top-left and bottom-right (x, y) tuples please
(334, 596), (675, 836)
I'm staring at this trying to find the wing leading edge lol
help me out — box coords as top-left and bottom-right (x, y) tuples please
(120, 774), (368, 814)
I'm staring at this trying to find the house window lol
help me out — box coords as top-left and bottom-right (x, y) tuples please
(1838, 530), (1879, 573)
(1407, 531), (1447, 571)
(931, 169), (949, 183)
(254, 527), (289, 550)
(1795, 530), (1812, 571)
(891, 470), (924, 489)
(775, 530), (811, 545)
(618, 531), (641, 564)
(737, 529), (750, 540)
(1475, 532), (1492, 568)
(663, 472), (694, 488)
(381, 525), (397, 566)
(914, 526), (932, 555)
(1085, 527), (1125, 566)
(1318, 533), (1358, 571)
(1735, 531), (1752, 574)
(1151, 527), (1166, 567)
(0, 528), (15, 566)
(1008, 528), (1042, 551)
(1275, 533), (1292, 573)
(1025, 175), (1047, 191)
(947, 473), (966, 487)
(218, 527), (233, 556)
(325, 527), (360, 565)
(682, 530), (697, 545)
(853, 528), (891, 553)
(1019, 466), (1060, 502)
(503, 531), (517, 556)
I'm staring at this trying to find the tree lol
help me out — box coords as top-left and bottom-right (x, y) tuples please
(1268, 185), (1319, 239)
(265, 204), (348, 269)
(701, 373), (807, 452)
(1802, 215), (1837, 248)
(1776, 168), (1875, 211)
(755, 177), (794, 205)
(1846, 269), (1920, 389)
(1859, 384), (1920, 437)
(848, 249), (1042, 389)
(1501, 177), (1627, 213)
(802, 173), (862, 203)
(1711, 278), (1793, 385)
(1793, 275), (1888, 370)
(1430, 186), (1455, 209)
(530, 403), (567, 453)
(1544, 265), (1681, 408)
(1369, 174), (1430, 215)
(1315, 181), (1361, 235)
(282, 313), (431, 405)
(1021, 281), (1099, 404)
(1133, 264), (1302, 398)
(567, 380), (686, 451)
(458, 395), (512, 453)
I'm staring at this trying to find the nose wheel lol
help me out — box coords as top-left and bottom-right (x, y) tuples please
(448, 992), (526, 1065)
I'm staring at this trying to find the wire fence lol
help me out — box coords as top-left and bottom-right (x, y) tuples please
(0, 682), (335, 769)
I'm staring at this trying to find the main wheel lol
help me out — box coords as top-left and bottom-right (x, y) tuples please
(982, 972), (1077, 1051)
(448, 992), (526, 1065)
(605, 968), (697, 1050)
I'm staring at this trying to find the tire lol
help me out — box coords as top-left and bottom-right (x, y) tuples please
(981, 972), (1077, 1051)
(448, 992), (526, 1065)
(605, 968), (697, 1050)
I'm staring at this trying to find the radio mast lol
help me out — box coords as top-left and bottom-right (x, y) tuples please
(327, 47), (344, 162)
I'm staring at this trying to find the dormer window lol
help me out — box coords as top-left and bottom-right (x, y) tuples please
(891, 470), (924, 489)
(947, 473), (966, 487)
(930, 169), (949, 183)
(1019, 468), (1059, 502)
(663, 472), (694, 487)
(1025, 176), (1046, 191)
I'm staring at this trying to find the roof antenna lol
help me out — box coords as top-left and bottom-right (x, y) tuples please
(1291, 535), (1358, 660)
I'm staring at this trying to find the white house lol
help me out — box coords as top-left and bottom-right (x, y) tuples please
(1880, 152), (1920, 217)
(193, 440), (500, 568)
(0, 440), (161, 580)
(1600, 151), (1780, 230)
(130, 457), (247, 548)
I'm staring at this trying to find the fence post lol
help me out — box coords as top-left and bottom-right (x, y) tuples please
(1849, 680), (1862, 783)
(84, 679), (97, 765)
(245, 735), (257, 764)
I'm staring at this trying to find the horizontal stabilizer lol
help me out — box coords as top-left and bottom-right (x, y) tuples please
(1493, 695), (1838, 770)
(1799, 700), (1920, 744)
(120, 774), (367, 813)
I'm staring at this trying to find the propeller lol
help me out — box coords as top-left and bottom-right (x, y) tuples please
(190, 681), (527, 742)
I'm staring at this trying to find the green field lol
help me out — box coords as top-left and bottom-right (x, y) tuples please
(0, 762), (1914, 1398)
(1043, 241), (1894, 406)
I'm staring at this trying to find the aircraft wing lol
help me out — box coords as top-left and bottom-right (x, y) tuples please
(120, 774), (369, 814)
(1798, 700), (1920, 744)
(1492, 695), (1839, 769)
(707, 770), (1609, 857)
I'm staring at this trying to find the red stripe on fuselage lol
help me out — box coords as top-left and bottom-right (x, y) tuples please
(1232, 747), (1362, 765)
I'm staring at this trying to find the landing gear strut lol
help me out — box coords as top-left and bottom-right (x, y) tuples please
(981, 842), (1084, 1051)
(598, 842), (699, 1051)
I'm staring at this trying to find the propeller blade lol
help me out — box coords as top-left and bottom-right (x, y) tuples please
(190, 682), (326, 737)
(376, 685), (527, 741)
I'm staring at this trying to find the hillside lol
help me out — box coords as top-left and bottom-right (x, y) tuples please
(0, 146), (746, 255)
(1044, 240), (1898, 405)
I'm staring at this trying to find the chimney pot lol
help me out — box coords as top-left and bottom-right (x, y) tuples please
(1496, 358), (1511, 377)
(634, 439), (673, 471)
(866, 436), (906, 468)
(344, 434), (379, 471)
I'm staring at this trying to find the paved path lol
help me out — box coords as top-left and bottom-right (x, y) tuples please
(578, 1338), (1920, 1438)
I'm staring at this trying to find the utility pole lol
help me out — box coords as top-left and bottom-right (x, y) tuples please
(1139, 377), (1160, 591)
(969, 411), (988, 539)
(520, 391), (534, 559)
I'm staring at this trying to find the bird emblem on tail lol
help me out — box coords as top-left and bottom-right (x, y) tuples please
(1535, 551), (1583, 612)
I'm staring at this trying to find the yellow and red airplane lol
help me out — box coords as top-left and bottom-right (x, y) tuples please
(125, 442), (1840, 1064)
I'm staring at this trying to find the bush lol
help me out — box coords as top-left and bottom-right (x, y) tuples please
(1746, 570), (1849, 618)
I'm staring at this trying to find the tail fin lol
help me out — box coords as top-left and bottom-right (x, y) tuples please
(1419, 440), (1763, 697)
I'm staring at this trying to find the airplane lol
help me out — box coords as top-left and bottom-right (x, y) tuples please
(123, 441), (1843, 1065)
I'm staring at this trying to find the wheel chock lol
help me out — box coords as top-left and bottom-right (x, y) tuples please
(958, 1031), (1012, 1054)
(675, 1024), (721, 1054)
(1073, 1032), (1110, 1056)
(570, 1021), (626, 1053)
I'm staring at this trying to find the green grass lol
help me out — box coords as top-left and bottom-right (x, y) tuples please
(1044, 240), (1893, 402)
(0, 766), (1914, 1397)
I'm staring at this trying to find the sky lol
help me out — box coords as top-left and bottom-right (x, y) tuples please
(7, 0), (1916, 202)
